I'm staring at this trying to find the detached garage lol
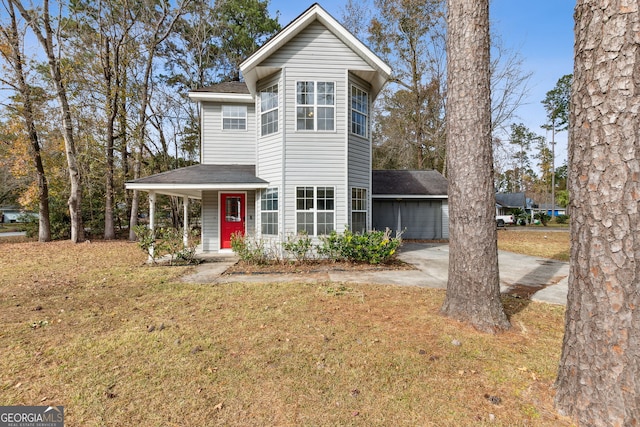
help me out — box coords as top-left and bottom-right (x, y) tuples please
(372, 170), (449, 240)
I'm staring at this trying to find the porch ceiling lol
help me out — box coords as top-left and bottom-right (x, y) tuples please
(125, 164), (269, 199)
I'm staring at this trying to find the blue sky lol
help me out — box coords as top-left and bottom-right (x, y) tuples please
(268, 0), (575, 166)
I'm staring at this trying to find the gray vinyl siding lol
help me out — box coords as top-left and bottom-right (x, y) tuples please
(258, 22), (375, 235)
(201, 102), (256, 165)
(201, 191), (219, 251)
(347, 75), (373, 230)
(256, 72), (283, 185)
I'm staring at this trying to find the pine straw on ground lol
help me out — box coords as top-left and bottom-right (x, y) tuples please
(0, 240), (574, 426)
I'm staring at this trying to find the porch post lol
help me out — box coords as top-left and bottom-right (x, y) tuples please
(183, 197), (189, 247)
(148, 191), (156, 261)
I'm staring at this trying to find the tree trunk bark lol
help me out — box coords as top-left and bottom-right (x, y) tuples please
(12, 0), (84, 243)
(440, 0), (510, 333)
(555, 1), (640, 424)
(4, 0), (51, 242)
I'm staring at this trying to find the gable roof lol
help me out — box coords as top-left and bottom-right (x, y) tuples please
(372, 170), (448, 197)
(240, 3), (391, 97)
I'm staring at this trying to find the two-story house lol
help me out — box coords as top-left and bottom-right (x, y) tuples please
(127, 3), (448, 252)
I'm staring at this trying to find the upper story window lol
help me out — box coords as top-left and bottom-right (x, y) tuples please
(222, 105), (247, 130)
(351, 85), (369, 137)
(260, 84), (278, 136)
(296, 81), (335, 131)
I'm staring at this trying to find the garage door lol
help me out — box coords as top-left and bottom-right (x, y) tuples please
(372, 199), (442, 239)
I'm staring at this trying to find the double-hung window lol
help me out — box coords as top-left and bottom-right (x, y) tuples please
(351, 188), (367, 234)
(351, 85), (369, 137)
(296, 81), (335, 131)
(260, 188), (278, 235)
(222, 105), (247, 130)
(260, 84), (278, 136)
(296, 186), (335, 235)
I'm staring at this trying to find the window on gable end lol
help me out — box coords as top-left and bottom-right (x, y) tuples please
(296, 81), (335, 131)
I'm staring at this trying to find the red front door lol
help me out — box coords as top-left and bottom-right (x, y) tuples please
(221, 193), (246, 249)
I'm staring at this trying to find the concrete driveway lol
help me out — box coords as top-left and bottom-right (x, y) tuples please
(184, 242), (569, 305)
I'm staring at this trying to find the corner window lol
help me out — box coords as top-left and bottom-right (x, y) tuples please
(222, 105), (247, 130)
(351, 85), (369, 137)
(260, 84), (278, 136)
(260, 187), (278, 235)
(296, 81), (335, 131)
(351, 188), (367, 234)
(296, 186), (335, 235)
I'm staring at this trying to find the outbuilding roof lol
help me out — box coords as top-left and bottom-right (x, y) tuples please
(372, 170), (448, 197)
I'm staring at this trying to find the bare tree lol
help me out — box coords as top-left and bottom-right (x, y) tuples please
(440, 0), (510, 333)
(0, 0), (51, 241)
(127, 0), (191, 241)
(12, 0), (84, 242)
(555, 1), (640, 424)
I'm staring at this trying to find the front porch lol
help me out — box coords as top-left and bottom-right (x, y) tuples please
(125, 164), (268, 254)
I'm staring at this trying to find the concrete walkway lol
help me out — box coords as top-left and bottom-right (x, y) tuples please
(181, 242), (569, 306)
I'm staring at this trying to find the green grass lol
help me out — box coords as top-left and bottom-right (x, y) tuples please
(0, 240), (574, 426)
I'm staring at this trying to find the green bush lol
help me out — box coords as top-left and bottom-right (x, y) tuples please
(319, 228), (402, 264)
(283, 232), (314, 262)
(230, 232), (269, 264)
(555, 214), (569, 224)
(134, 225), (201, 265)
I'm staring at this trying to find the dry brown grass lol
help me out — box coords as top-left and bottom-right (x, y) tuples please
(498, 228), (570, 261)
(0, 240), (574, 426)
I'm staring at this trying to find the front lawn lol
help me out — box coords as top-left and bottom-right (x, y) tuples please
(0, 241), (573, 426)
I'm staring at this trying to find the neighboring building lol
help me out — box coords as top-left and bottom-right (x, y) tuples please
(537, 203), (567, 217)
(372, 170), (448, 239)
(495, 192), (535, 218)
(126, 4), (448, 251)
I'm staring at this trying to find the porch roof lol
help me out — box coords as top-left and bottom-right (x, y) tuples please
(125, 164), (269, 199)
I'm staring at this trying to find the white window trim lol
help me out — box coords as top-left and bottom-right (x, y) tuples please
(295, 81), (336, 132)
(295, 186), (336, 236)
(260, 187), (279, 235)
(350, 84), (369, 138)
(222, 105), (247, 131)
(351, 187), (367, 233)
(260, 84), (279, 136)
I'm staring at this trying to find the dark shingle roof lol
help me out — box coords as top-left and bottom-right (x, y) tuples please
(372, 170), (448, 196)
(190, 81), (249, 94)
(495, 192), (526, 208)
(128, 164), (266, 185)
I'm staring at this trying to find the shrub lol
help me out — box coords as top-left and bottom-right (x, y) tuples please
(230, 232), (269, 264)
(534, 212), (551, 226)
(134, 225), (201, 265)
(319, 228), (402, 264)
(283, 232), (314, 262)
(555, 214), (569, 224)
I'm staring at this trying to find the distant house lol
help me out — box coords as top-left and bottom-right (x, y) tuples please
(126, 4), (448, 251)
(495, 192), (535, 218)
(537, 203), (566, 217)
(372, 170), (448, 240)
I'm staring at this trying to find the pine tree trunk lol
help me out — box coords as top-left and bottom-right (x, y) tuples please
(440, 0), (510, 333)
(555, 1), (640, 424)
